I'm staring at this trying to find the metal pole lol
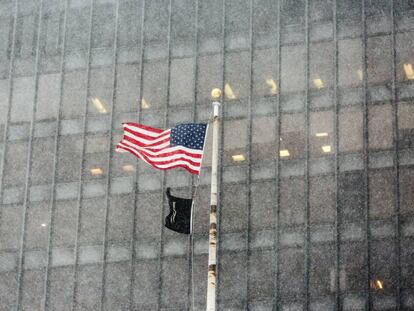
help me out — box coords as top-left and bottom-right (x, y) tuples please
(206, 88), (221, 311)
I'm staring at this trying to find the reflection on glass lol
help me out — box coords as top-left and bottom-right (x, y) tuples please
(90, 167), (103, 176)
(279, 149), (290, 157)
(357, 68), (363, 81)
(90, 97), (107, 114)
(122, 164), (135, 172)
(404, 63), (414, 80)
(313, 78), (324, 89)
(370, 279), (384, 290)
(266, 78), (278, 95)
(316, 132), (328, 137)
(224, 83), (237, 99)
(322, 145), (332, 153)
(141, 98), (151, 109)
(231, 154), (245, 162)
(41, 223), (47, 227)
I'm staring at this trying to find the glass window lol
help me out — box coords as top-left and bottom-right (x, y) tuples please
(400, 167), (414, 215)
(309, 245), (335, 298)
(91, 3), (115, 49)
(66, 6), (91, 51)
(11, 76), (35, 123)
(144, 0), (169, 57)
(248, 250), (274, 301)
(281, 45), (306, 93)
(309, 175), (335, 224)
(25, 202), (49, 249)
(47, 267), (74, 310)
(107, 194), (134, 243)
(252, 48), (278, 98)
(280, 113), (305, 159)
(398, 103), (414, 149)
(309, 41), (334, 91)
(62, 71), (87, 119)
(225, 0), (250, 50)
(252, 116), (277, 162)
(88, 68), (113, 115)
(280, 177), (305, 225)
(370, 240), (398, 295)
(169, 57), (194, 106)
(4, 141), (28, 187)
(367, 35), (392, 85)
(223, 119), (248, 165)
(339, 106), (363, 153)
(133, 260), (159, 307)
(218, 253), (247, 303)
(198, 0), (223, 53)
(225, 51), (250, 101)
(253, 0), (278, 47)
(339, 242), (366, 293)
(141, 60), (168, 110)
(52, 200), (78, 247)
(0, 205), (23, 250)
(396, 32), (414, 82)
(118, 0), (142, 47)
(104, 262), (131, 310)
(221, 184), (248, 232)
(368, 104), (393, 150)
(250, 182), (275, 230)
(36, 73), (60, 120)
(279, 247), (305, 298)
(171, 0), (196, 56)
(369, 169), (395, 219)
(196, 54), (222, 103)
(115, 64), (139, 113)
(20, 270), (44, 310)
(75, 265), (102, 310)
(57, 135), (83, 182)
(309, 110), (334, 157)
(161, 257), (189, 308)
(135, 192), (162, 238)
(338, 38), (363, 88)
(31, 137), (55, 185)
(338, 172), (365, 223)
(79, 198), (106, 245)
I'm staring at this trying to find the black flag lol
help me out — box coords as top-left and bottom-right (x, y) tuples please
(165, 188), (193, 234)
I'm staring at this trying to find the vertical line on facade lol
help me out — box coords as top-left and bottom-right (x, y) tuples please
(361, 0), (372, 309)
(100, 0), (120, 310)
(390, 0), (402, 309)
(304, 0), (311, 309)
(71, 0), (95, 309)
(128, 0), (147, 308)
(41, 0), (70, 309)
(157, 0), (173, 308)
(15, 0), (45, 309)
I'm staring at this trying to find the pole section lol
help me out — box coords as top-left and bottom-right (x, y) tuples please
(206, 89), (221, 311)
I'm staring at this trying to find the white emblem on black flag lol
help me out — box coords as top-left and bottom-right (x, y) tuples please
(165, 188), (192, 234)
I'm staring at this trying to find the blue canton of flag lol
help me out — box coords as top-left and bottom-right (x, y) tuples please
(170, 123), (208, 150)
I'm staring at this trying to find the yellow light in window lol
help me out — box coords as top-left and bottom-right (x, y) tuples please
(141, 98), (151, 109)
(91, 97), (107, 114)
(266, 78), (278, 95)
(315, 132), (329, 137)
(404, 63), (414, 80)
(322, 145), (332, 153)
(357, 69), (363, 81)
(90, 168), (103, 176)
(122, 164), (135, 172)
(313, 78), (324, 89)
(232, 154), (245, 162)
(376, 280), (384, 290)
(224, 83), (236, 100)
(279, 149), (290, 157)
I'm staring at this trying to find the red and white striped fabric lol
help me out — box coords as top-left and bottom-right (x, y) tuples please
(116, 122), (206, 175)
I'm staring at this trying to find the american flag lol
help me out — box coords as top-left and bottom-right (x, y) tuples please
(116, 122), (208, 175)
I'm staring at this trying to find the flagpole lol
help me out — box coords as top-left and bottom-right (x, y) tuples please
(206, 88), (221, 311)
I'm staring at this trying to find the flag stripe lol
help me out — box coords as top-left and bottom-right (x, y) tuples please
(123, 122), (165, 135)
(116, 144), (200, 174)
(117, 142), (201, 165)
(120, 138), (203, 157)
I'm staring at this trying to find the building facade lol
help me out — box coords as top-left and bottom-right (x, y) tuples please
(0, 0), (414, 310)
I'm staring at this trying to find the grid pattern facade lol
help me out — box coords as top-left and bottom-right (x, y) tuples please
(0, 0), (414, 310)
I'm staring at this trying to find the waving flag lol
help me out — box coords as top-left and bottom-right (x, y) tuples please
(116, 122), (207, 175)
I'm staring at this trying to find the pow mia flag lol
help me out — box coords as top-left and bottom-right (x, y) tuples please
(165, 188), (193, 234)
